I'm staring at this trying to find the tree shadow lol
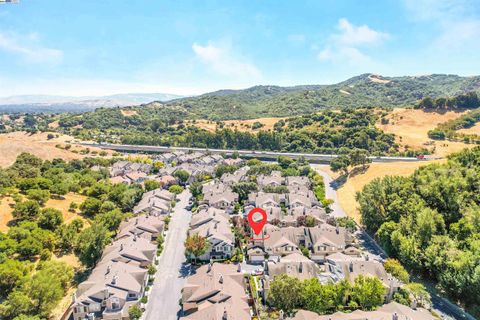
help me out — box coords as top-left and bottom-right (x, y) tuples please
(178, 262), (195, 278)
(348, 165), (370, 178)
(330, 174), (347, 190)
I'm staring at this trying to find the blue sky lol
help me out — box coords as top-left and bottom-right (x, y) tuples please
(0, 0), (479, 97)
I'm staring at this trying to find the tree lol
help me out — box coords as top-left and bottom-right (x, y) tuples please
(26, 271), (64, 318)
(278, 156), (294, 169)
(144, 180), (161, 191)
(37, 208), (63, 230)
(232, 182), (258, 202)
(349, 149), (371, 170)
(17, 237), (43, 259)
(49, 182), (69, 198)
(303, 278), (344, 314)
(0, 290), (32, 319)
(36, 260), (74, 290)
(267, 274), (304, 315)
(168, 185), (184, 195)
(189, 182), (203, 199)
(94, 209), (123, 232)
(173, 170), (190, 185)
(350, 275), (385, 310)
(214, 164), (237, 179)
(55, 220), (83, 253)
(128, 305), (143, 320)
(25, 189), (50, 206)
(12, 201), (40, 221)
(384, 259), (410, 283)
(184, 233), (210, 264)
(0, 260), (30, 297)
(80, 197), (102, 217)
(13, 315), (42, 320)
(330, 155), (350, 175)
(75, 224), (109, 268)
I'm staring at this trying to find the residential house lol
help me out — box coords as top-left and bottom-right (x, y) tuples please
(321, 253), (401, 301)
(133, 188), (175, 215)
(109, 175), (130, 185)
(265, 252), (323, 281)
(125, 171), (148, 184)
(72, 261), (148, 320)
(202, 182), (230, 196)
(247, 192), (286, 208)
(116, 215), (165, 242)
(202, 190), (239, 214)
(309, 225), (354, 262)
(257, 171), (284, 188)
(190, 207), (230, 229)
(221, 167), (249, 186)
(287, 192), (319, 209)
(72, 215), (160, 320)
(190, 215), (235, 261)
(155, 175), (177, 188)
(289, 301), (436, 320)
(248, 225), (354, 262)
(101, 236), (158, 268)
(282, 206), (327, 227)
(286, 176), (311, 188)
(181, 263), (251, 320)
(222, 158), (244, 166)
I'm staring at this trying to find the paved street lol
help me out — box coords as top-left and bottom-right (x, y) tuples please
(143, 189), (193, 320)
(311, 164), (347, 218)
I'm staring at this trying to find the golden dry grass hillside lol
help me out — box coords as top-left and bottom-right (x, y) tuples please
(316, 160), (445, 223)
(457, 122), (480, 135)
(0, 131), (112, 168)
(376, 108), (474, 157)
(0, 192), (88, 233)
(186, 117), (286, 132)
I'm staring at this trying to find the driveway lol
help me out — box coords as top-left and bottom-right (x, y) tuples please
(310, 164), (347, 218)
(143, 189), (193, 320)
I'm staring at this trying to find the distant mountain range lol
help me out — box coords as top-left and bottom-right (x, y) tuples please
(0, 93), (185, 113)
(163, 73), (480, 119)
(3, 73), (480, 117)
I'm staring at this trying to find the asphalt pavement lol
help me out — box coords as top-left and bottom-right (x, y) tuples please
(143, 189), (193, 320)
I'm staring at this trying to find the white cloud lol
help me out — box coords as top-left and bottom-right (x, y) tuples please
(0, 32), (63, 64)
(404, 0), (480, 49)
(317, 47), (332, 61)
(335, 18), (389, 46)
(317, 18), (388, 65)
(192, 42), (261, 79)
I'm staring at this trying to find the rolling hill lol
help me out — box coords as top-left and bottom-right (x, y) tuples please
(162, 73), (480, 120)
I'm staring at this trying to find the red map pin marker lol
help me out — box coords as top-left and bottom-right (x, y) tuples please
(247, 207), (267, 235)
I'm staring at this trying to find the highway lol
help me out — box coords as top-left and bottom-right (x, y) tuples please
(79, 142), (427, 163)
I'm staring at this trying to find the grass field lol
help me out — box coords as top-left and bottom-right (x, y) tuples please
(457, 122), (480, 135)
(376, 108), (474, 157)
(0, 131), (112, 168)
(317, 160), (445, 222)
(186, 117), (286, 132)
(0, 192), (88, 233)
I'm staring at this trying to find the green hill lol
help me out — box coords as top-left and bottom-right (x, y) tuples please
(163, 73), (480, 120)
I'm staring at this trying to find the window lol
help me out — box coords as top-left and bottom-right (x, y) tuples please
(111, 297), (120, 310)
